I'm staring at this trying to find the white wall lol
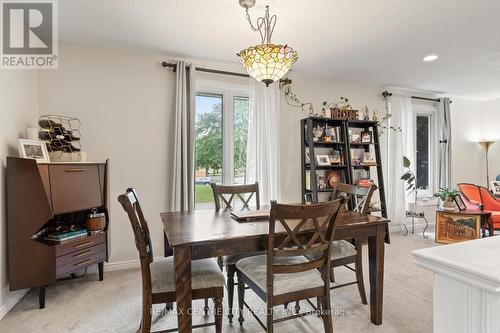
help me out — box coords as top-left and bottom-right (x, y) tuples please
(449, 98), (485, 186)
(0, 71), (39, 318)
(483, 98), (500, 183)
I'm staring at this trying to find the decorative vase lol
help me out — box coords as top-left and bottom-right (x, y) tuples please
(440, 197), (456, 211)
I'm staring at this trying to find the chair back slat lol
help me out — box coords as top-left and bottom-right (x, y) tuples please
(331, 183), (376, 215)
(210, 182), (260, 211)
(118, 188), (154, 264)
(267, 199), (344, 295)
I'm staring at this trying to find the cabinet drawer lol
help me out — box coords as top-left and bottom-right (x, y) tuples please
(56, 250), (106, 278)
(49, 165), (103, 214)
(55, 233), (106, 257)
(56, 243), (106, 267)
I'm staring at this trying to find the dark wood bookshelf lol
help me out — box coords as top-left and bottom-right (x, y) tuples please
(300, 116), (388, 227)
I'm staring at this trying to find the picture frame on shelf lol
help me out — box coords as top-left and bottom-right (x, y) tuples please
(329, 150), (342, 164)
(351, 134), (361, 143)
(18, 139), (50, 163)
(363, 152), (376, 165)
(317, 176), (327, 190)
(454, 195), (467, 211)
(361, 131), (373, 143)
(316, 155), (331, 166)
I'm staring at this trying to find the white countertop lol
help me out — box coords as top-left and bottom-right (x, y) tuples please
(413, 237), (500, 292)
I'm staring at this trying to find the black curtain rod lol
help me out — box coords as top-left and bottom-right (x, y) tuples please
(162, 61), (249, 78)
(411, 96), (441, 102)
(162, 61), (292, 84)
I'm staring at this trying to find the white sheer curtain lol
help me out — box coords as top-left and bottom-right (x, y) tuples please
(386, 95), (414, 225)
(169, 61), (195, 212)
(245, 80), (281, 204)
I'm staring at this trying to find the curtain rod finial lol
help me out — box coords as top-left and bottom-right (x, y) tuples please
(382, 90), (392, 98)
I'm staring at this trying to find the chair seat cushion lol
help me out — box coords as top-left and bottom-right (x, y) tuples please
(235, 255), (324, 295)
(223, 251), (267, 265)
(150, 257), (225, 294)
(490, 211), (500, 224)
(307, 240), (357, 261)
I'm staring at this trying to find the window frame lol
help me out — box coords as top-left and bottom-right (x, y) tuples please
(412, 101), (438, 198)
(195, 80), (249, 186)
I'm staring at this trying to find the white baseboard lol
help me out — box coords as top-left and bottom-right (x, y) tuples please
(103, 256), (164, 272)
(0, 289), (29, 320)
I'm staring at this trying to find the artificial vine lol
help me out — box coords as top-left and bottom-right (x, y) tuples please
(279, 80), (402, 136)
(378, 90), (401, 135)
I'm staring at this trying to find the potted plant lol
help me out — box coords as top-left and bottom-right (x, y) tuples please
(401, 156), (418, 205)
(434, 188), (460, 211)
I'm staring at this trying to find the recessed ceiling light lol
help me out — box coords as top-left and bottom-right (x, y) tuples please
(423, 54), (438, 62)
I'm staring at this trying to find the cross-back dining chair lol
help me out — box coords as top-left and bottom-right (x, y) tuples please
(236, 199), (344, 333)
(210, 182), (260, 211)
(325, 183), (376, 304)
(210, 182), (264, 323)
(118, 188), (225, 333)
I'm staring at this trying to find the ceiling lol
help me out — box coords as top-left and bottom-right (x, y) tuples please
(60, 0), (500, 100)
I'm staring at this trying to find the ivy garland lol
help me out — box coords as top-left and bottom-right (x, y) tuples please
(279, 80), (401, 135)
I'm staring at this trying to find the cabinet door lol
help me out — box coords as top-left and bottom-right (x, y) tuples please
(49, 165), (103, 214)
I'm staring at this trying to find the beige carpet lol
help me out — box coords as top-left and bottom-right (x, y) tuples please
(0, 230), (436, 333)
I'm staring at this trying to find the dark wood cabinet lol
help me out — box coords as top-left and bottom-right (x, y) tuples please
(6, 157), (109, 308)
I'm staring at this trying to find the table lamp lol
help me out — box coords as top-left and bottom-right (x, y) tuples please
(479, 141), (494, 186)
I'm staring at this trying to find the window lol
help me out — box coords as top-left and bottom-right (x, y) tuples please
(416, 115), (430, 190)
(194, 94), (223, 208)
(194, 82), (249, 209)
(413, 102), (437, 198)
(233, 96), (249, 185)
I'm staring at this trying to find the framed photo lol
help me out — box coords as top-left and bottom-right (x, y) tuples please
(361, 131), (372, 143)
(435, 211), (481, 244)
(329, 150), (342, 164)
(18, 139), (50, 163)
(454, 195), (467, 211)
(317, 176), (327, 190)
(490, 181), (500, 195)
(351, 134), (361, 143)
(316, 155), (331, 166)
(363, 152), (376, 164)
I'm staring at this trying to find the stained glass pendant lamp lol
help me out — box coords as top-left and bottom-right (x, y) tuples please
(237, 0), (298, 87)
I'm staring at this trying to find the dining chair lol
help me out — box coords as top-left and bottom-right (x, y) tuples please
(236, 199), (344, 333)
(118, 188), (225, 333)
(210, 182), (260, 212)
(326, 183), (375, 304)
(210, 182), (264, 323)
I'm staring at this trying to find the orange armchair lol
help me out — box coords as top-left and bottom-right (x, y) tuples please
(458, 183), (500, 230)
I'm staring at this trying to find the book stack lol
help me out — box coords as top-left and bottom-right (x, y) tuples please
(44, 229), (88, 243)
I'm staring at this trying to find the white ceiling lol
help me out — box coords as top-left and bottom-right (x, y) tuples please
(60, 0), (500, 100)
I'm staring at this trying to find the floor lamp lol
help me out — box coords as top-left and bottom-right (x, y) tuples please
(479, 141), (494, 186)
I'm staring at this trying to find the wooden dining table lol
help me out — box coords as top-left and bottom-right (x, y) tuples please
(161, 209), (389, 333)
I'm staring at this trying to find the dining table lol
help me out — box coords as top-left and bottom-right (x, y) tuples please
(161, 209), (390, 333)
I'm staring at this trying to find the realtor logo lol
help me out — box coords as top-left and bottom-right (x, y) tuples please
(1, 0), (58, 69)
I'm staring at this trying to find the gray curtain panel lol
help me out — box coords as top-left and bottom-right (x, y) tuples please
(437, 98), (452, 188)
(170, 60), (195, 211)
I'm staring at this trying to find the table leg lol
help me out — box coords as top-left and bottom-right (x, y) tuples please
(174, 246), (192, 333)
(368, 224), (385, 325)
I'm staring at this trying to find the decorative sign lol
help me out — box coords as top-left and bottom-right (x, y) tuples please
(330, 108), (359, 120)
